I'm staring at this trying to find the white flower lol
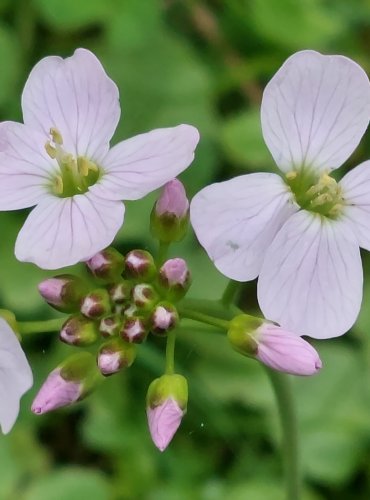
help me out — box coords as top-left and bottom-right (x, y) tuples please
(0, 48), (199, 269)
(191, 50), (370, 339)
(0, 318), (33, 433)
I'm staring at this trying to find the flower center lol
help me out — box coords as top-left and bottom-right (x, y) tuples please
(45, 128), (100, 197)
(285, 169), (343, 218)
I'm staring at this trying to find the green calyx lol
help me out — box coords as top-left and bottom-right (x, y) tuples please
(285, 169), (343, 218)
(227, 314), (264, 356)
(146, 374), (188, 409)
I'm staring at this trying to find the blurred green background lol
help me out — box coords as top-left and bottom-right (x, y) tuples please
(1, 0), (370, 498)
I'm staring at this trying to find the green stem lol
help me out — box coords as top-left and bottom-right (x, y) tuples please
(265, 369), (301, 500)
(165, 329), (176, 374)
(18, 318), (65, 335)
(157, 241), (170, 266)
(221, 279), (241, 307)
(179, 307), (230, 330)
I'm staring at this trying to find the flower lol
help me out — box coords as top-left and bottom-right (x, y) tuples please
(0, 318), (33, 433)
(191, 50), (370, 339)
(0, 48), (199, 269)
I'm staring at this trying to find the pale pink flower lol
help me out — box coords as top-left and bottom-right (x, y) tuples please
(0, 318), (33, 433)
(147, 397), (184, 452)
(191, 50), (370, 339)
(0, 48), (199, 269)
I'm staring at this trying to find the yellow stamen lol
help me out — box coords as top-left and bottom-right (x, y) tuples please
(286, 171), (297, 181)
(54, 175), (64, 195)
(310, 193), (332, 207)
(50, 127), (63, 145)
(45, 142), (57, 159)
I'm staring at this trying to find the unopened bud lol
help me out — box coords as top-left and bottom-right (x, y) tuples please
(97, 338), (136, 376)
(60, 314), (99, 346)
(151, 179), (189, 243)
(80, 288), (111, 319)
(86, 247), (125, 282)
(150, 302), (179, 336)
(131, 283), (159, 311)
(227, 315), (322, 376)
(38, 274), (88, 313)
(99, 314), (122, 337)
(146, 374), (188, 451)
(120, 316), (147, 343)
(125, 250), (156, 282)
(158, 258), (191, 301)
(31, 352), (101, 414)
(108, 280), (131, 304)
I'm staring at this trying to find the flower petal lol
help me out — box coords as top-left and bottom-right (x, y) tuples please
(258, 211), (362, 339)
(15, 192), (125, 269)
(340, 160), (370, 251)
(0, 318), (33, 434)
(190, 173), (297, 281)
(0, 122), (53, 209)
(261, 50), (370, 173)
(91, 125), (199, 201)
(22, 48), (120, 161)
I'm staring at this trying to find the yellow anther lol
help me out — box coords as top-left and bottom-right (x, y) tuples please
(78, 157), (89, 176)
(306, 184), (322, 198)
(54, 175), (64, 195)
(45, 142), (57, 159)
(50, 127), (63, 145)
(328, 203), (342, 217)
(286, 171), (297, 181)
(310, 193), (332, 207)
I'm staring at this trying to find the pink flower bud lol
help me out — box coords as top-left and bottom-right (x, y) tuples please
(125, 250), (156, 282)
(86, 247), (125, 282)
(158, 258), (191, 301)
(155, 179), (189, 218)
(120, 316), (147, 343)
(147, 398), (185, 452)
(80, 288), (111, 319)
(38, 274), (88, 313)
(31, 369), (81, 414)
(255, 323), (322, 376)
(150, 302), (179, 336)
(60, 315), (99, 346)
(97, 338), (136, 376)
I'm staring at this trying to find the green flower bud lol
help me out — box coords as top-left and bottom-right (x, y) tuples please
(99, 314), (122, 337)
(120, 316), (148, 343)
(149, 302), (179, 336)
(157, 258), (191, 302)
(108, 280), (132, 304)
(86, 247), (125, 282)
(131, 283), (159, 312)
(125, 250), (157, 282)
(146, 373), (188, 410)
(60, 351), (102, 397)
(97, 338), (136, 376)
(60, 314), (99, 346)
(38, 274), (88, 313)
(80, 288), (112, 319)
(227, 314), (264, 356)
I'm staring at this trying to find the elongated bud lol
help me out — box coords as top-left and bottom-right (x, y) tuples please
(120, 316), (147, 343)
(146, 374), (188, 451)
(60, 314), (99, 346)
(99, 314), (122, 337)
(108, 281), (132, 304)
(31, 352), (101, 414)
(97, 338), (136, 376)
(158, 258), (191, 301)
(227, 315), (322, 376)
(150, 302), (179, 336)
(125, 250), (156, 282)
(86, 247), (125, 282)
(38, 274), (88, 313)
(80, 288), (111, 319)
(151, 179), (189, 242)
(131, 283), (159, 311)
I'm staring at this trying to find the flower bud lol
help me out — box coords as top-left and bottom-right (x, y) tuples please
(158, 258), (191, 301)
(125, 250), (156, 282)
(108, 280), (131, 304)
(80, 288), (111, 319)
(60, 314), (99, 346)
(31, 352), (101, 414)
(151, 179), (189, 243)
(99, 314), (122, 337)
(150, 302), (179, 336)
(120, 316), (147, 343)
(146, 374), (188, 451)
(227, 315), (322, 376)
(97, 338), (136, 376)
(38, 274), (88, 313)
(131, 283), (159, 311)
(86, 247), (125, 282)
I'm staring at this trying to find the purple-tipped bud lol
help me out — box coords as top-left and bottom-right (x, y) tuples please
(97, 338), (136, 376)
(150, 302), (179, 336)
(146, 374), (188, 452)
(158, 258), (191, 301)
(131, 283), (159, 311)
(32, 352), (101, 414)
(151, 179), (189, 243)
(125, 250), (156, 282)
(227, 315), (322, 376)
(108, 281), (131, 304)
(120, 316), (147, 343)
(38, 274), (88, 313)
(99, 314), (122, 337)
(80, 288), (111, 319)
(60, 315), (99, 346)
(86, 247), (125, 282)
